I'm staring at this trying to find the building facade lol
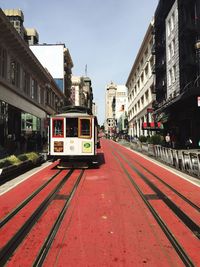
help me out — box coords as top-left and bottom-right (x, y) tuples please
(105, 82), (128, 137)
(126, 21), (156, 138)
(71, 76), (84, 106)
(154, 0), (200, 147)
(82, 76), (94, 111)
(3, 9), (39, 45)
(71, 75), (94, 113)
(0, 9), (65, 151)
(30, 44), (73, 103)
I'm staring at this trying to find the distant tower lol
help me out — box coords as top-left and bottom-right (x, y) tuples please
(105, 82), (117, 135)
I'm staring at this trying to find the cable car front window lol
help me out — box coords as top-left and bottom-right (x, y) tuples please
(66, 118), (78, 137)
(53, 118), (64, 137)
(80, 118), (91, 137)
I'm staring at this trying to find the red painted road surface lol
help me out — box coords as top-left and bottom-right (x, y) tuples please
(0, 161), (59, 219)
(1, 139), (199, 266)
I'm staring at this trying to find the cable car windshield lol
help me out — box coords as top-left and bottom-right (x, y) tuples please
(52, 118), (64, 137)
(66, 118), (78, 137)
(80, 119), (90, 136)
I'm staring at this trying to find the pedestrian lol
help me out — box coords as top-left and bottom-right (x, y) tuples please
(165, 133), (171, 147)
(171, 134), (176, 149)
(19, 133), (27, 153)
(36, 132), (42, 151)
(185, 137), (193, 149)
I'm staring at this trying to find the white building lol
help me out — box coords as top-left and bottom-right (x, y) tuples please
(30, 44), (73, 99)
(126, 21), (156, 138)
(71, 76), (83, 106)
(165, 1), (180, 99)
(105, 82), (127, 136)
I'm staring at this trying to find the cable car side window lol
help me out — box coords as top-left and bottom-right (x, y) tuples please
(79, 118), (91, 138)
(52, 118), (64, 137)
(66, 118), (78, 137)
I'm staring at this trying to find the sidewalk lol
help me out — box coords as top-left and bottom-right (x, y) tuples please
(117, 139), (200, 185)
(0, 161), (53, 195)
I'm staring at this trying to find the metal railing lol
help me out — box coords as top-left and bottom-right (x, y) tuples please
(130, 142), (200, 178)
(154, 145), (200, 178)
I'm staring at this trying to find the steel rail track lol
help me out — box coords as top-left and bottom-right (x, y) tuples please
(33, 169), (84, 267)
(113, 148), (200, 239)
(118, 145), (200, 212)
(134, 159), (200, 212)
(0, 170), (62, 228)
(112, 150), (195, 267)
(0, 169), (74, 266)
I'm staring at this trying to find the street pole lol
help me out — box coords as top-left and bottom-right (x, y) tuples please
(195, 40), (200, 86)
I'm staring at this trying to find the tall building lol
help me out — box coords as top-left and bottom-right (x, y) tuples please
(154, 0), (200, 147)
(105, 82), (127, 136)
(105, 82), (117, 136)
(126, 21), (156, 138)
(0, 9), (65, 149)
(71, 76), (84, 106)
(81, 76), (93, 111)
(30, 44), (73, 103)
(70, 76), (94, 113)
(92, 102), (97, 117)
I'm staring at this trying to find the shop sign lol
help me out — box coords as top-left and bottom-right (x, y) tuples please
(142, 122), (163, 131)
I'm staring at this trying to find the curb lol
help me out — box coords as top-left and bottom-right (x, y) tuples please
(0, 155), (45, 179)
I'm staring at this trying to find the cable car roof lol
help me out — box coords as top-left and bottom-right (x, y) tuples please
(61, 105), (93, 115)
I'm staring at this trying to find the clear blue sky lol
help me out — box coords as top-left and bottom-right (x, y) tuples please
(1, 0), (158, 125)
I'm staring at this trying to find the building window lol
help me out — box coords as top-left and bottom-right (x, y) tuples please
(168, 69), (172, 86)
(38, 86), (41, 104)
(141, 96), (144, 106)
(144, 48), (148, 59)
(171, 12), (175, 31)
(168, 44), (172, 61)
(145, 90), (149, 101)
(167, 20), (171, 36)
(31, 79), (34, 99)
(22, 71), (30, 95)
(34, 80), (38, 100)
(150, 57), (154, 70)
(21, 112), (41, 133)
(10, 59), (20, 87)
(140, 58), (144, 68)
(40, 87), (44, 105)
(30, 79), (38, 100)
(137, 80), (140, 90)
(0, 46), (7, 79)
(145, 65), (149, 77)
(46, 90), (51, 105)
(171, 39), (175, 57)
(172, 64), (176, 83)
(141, 73), (144, 84)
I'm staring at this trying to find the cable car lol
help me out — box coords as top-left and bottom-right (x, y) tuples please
(48, 106), (100, 168)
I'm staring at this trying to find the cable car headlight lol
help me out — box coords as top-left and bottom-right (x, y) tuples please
(70, 146), (74, 151)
